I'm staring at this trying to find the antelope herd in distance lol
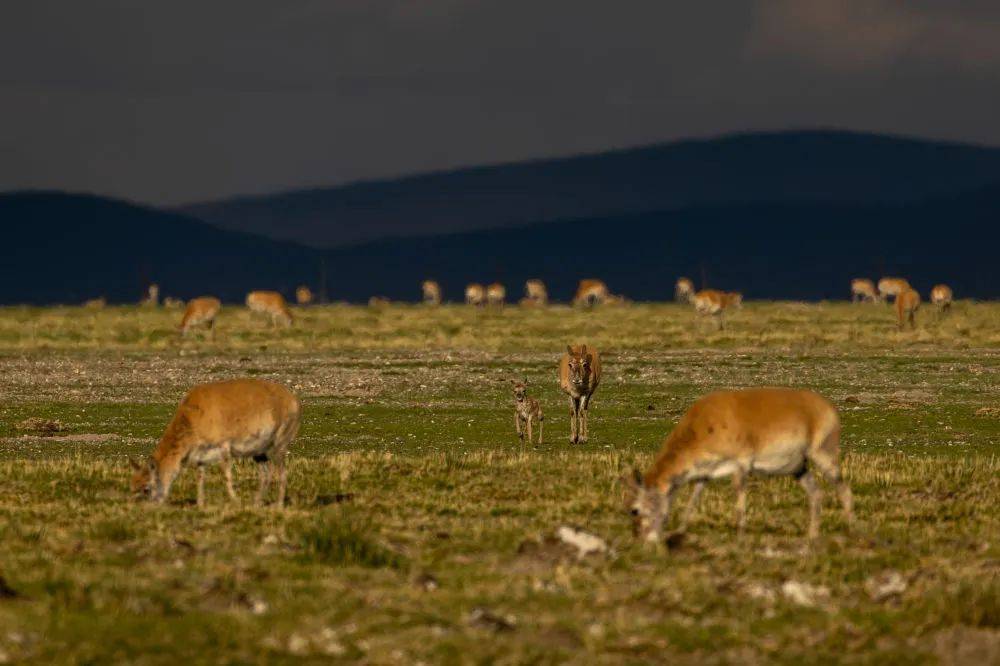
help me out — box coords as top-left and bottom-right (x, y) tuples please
(66, 272), (962, 546)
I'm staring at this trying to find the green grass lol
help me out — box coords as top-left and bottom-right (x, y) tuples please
(0, 302), (997, 663)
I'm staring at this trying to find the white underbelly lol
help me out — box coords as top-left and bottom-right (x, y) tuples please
(187, 430), (276, 465)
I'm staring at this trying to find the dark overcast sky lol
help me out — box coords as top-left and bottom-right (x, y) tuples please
(2, 1), (999, 205)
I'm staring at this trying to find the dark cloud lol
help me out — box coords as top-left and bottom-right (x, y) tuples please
(1, 1), (999, 204)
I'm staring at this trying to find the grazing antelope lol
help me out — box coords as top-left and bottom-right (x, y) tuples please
(422, 280), (442, 305)
(295, 285), (314, 306)
(930, 284), (953, 314)
(486, 283), (506, 308)
(130, 379), (301, 508)
(246, 290), (293, 327)
(877, 277), (910, 303)
(140, 283), (160, 307)
(559, 345), (601, 444)
(850, 278), (879, 304)
(524, 279), (548, 306)
(83, 297), (106, 309)
(675, 277), (695, 303)
(622, 388), (854, 543)
(895, 287), (920, 329)
(179, 296), (221, 337)
(692, 290), (742, 329)
(465, 283), (485, 306)
(511, 379), (544, 445)
(163, 297), (185, 309)
(573, 279), (610, 307)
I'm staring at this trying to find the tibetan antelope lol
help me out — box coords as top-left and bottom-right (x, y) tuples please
(465, 283), (485, 306)
(295, 285), (314, 306)
(246, 291), (293, 327)
(179, 297), (221, 337)
(486, 282), (506, 308)
(511, 379), (544, 445)
(851, 278), (879, 304)
(573, 279), (610, 307)
(895, 287), (920, 329)
(130, 379), (301, 508)
(930, 284), (953, 314)
(675, 277), (695, 303)
(622, 388), (854, 543)
(140, 283), (159, 307)
(559, 345), (601, 444)
(83, 297), (106, 309)
(422, 280), (442, 306)
(163, 297), (184, 309)
(524, 279), (548, 306)
(877, 277), (910, 303)
(692, 290), (742, 329)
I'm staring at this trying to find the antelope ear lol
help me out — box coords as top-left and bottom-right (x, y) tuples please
(129, 457), (142, 471)
(632, 467), (644, 486)
(581, 344), (588, 357)
(566, 345), (573, 356)
(620, 467), (641, 490)
(523, 376), (529, 385)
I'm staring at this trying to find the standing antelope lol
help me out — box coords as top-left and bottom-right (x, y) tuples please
(179, 296), (221, 337)
(559, 345), (601, 444)
(850, 278), (879, 303)
(573, 279), (610, 307)
(511, 379), (543, 445)
(622, 388), (854, 543)
(930, 284), (953, 314)
(895, 287), (920, 329)
(692, 290), (742, 329)
(140, 283), (160, 307)
(877, 277), (910, 303)
(422, 280), (442, 306)
(246, 290), (293, 326)
(295, 285), (314, 306)
(130, 379), (300, 508)
(465, 283), (485, 306)
(675, 277), (695, 303)
(486, 282), (506, 308)
(524, 279), (548, 306)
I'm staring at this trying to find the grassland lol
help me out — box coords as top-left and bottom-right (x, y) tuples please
(0, 301), (997, 664)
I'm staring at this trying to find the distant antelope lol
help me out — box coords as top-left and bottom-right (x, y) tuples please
(850, 278), (879, 304)
(895, 287), (920, 329)
(246, 291), (293, 326)
(422, 280), (442, 306)
(622, 388), (854, 543)
(486, 283), (506, 308)
(83, 297), (106, 309)
(573, 279), (610, 307)
(179, 296), (221, 337)
(692, 290), (742, 329)
(295, 285), (314, 306)
(130, 379), (301, 508)
(511, 379), (543, 445)
(930, 284), (953, 314)
(368, 296), (391, 307)
(877, 277), (910, 303)
(140, 284), (159, 307)
(524, 279), (548, 306)
(465, 283), (485, 306)
(163, 297), (185, 309)
(675, 277), (695, 303)
(559, 345), (601, 444)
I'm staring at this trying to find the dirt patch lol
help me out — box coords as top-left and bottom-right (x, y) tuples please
(933, 627), (1000, 666)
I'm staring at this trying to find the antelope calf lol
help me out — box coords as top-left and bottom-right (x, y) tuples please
(895, 287), (920, 329)
(559, 345), (601, 444)
(486, 282), (506, 308)
(511, 379), (544, 445)
(422, 280), (442, 305)
(295, 285), (314, 306)
(465, 283), (485, 306)
(524, 279), (548, 306)
(930, 284), (953, 314)
(851, 278), (879, 304)
(140, 283), (159, 307)
(675, 277), (695, 303)
(246, 290), (293, 327)
(573, 279), (610, 307)
(692, 290), (742, 329)
(877, 277), (910, 303)
(130, 379), (300, 508)
(179, 296), (221, 336)
(622, 388), (854, 543)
